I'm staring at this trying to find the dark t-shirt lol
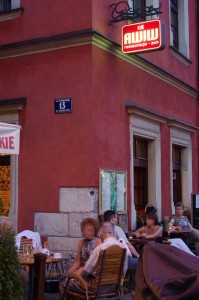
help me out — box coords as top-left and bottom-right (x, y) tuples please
(170, 215), (190, 230)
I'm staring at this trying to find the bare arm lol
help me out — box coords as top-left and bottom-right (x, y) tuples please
(188, 223), (194, 231)
(67, 240), (82, 275)
(133, 227), (144, 238)
(145, 226), (163, 239)
(127, 242), (139, 258)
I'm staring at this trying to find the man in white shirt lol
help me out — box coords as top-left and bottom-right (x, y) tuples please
(104, 210), (139, 291)
(60, 222), (127, 297)
(84, 222), (128, 274)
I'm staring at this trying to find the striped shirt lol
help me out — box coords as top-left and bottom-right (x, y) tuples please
(84, 237), (127, 274)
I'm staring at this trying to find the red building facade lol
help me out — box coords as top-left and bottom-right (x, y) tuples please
(0, 0), (198, 253)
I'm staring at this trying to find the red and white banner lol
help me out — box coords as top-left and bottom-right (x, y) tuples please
(0, 122), (21, 155)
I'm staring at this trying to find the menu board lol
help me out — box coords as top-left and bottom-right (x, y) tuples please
(99, 170), (127, 214)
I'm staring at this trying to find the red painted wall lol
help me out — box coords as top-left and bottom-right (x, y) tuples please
(0, 0), (92, 45)
(0, 1), (198, 229)
(91, 45), (198, 221)
(0, 45), (93, 231)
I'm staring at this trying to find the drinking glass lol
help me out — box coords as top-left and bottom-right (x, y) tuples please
(23, 244), (29, 257)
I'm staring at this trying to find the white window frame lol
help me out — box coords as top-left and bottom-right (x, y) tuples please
(169, 125), (193, 213)
(0, 111), (20, 232)
(11, 0), (20, 10)
(169, 0), (190, 58)
(129, 112), (164, 229)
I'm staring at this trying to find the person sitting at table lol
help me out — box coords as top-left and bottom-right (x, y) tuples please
(168, 202), (199, 251)
(168, 202), (192, 231)
(104, 210), (139, 292)
(66, 218), (101, 276)
(133, 212), (163, 239)
(60, 222), (128, 297)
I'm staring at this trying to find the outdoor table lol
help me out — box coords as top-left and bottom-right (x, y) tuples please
(169, 230), (192, 235)
(128, 237), (149, 245)
(20, 256), (66, 300)
(169, 230), (193, 246)
(19, 257), (35, 300)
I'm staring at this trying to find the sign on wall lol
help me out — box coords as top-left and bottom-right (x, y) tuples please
(0, 122), (21, 155)
(122, 19), (165, 54)
(54, 98), (72, 114)
(99, 169), (127, 214)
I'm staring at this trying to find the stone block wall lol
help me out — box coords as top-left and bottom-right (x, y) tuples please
(34, 187), (98, 267)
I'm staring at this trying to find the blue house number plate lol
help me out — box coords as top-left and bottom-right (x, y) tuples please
(54, 98), (72, 114)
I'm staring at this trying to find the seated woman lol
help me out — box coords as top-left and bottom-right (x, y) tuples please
(133, 212), (163, 239)
(66, 218), (101, 276)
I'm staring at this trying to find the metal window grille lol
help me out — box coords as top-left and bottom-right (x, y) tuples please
(170, 0), (179, 49)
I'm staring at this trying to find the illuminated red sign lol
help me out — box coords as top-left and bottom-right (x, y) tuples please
(122, 20), (165, 54)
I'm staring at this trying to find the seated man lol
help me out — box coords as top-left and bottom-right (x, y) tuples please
(60, 222), (127, 297)
(104, 210), (139, 291)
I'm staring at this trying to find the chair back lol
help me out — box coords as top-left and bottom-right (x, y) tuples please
(94, 245), (126, 293)
(19, 236), (33, 255)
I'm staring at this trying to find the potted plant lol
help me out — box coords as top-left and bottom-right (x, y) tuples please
(0, 223), (23, 300)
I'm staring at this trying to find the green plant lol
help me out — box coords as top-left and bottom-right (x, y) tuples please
(0, 224), (23, 300)
(0, 198), (5, 216)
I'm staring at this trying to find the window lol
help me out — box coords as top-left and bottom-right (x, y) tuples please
(0, 154), (10, 216)
(134, 138), (148, 210)
(169, 123), (193, 214)
(170, 0), (179, 49)
(0, 0), (11, 12)
(170, 0), (189, 57)
(0, 0), (20, 13)
(172, 145), (182, 204)
(128, 0), (160, 21)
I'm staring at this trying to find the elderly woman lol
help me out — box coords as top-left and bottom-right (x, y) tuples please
(66, 218), (101, 275)
(133, 212), (163, 239)
(168, 202), (199, 250)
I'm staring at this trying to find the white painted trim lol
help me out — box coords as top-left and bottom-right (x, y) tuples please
(11, 0), (20, 10)
(0, 112), (19, 231)
(169, 0), (190, 59)
(170, 127), (192, 214)
(129, 114), (162, 229)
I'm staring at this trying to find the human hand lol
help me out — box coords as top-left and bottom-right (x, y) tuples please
(141, 233), (147, 239)
(134, 232), (140, 238)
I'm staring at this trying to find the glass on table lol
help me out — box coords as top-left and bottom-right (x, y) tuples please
(23, 244), (33, 258)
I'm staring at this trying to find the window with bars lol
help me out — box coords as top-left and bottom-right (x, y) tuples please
(0, 154), (10, 216)
(134, 138), (148, 210)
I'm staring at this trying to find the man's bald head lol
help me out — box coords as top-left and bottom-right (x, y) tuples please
(100, 222), (115, 241)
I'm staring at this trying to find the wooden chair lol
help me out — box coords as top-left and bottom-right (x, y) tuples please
(62, 245), (126, 300)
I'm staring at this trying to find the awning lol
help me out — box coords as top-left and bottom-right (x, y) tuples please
(0, 122), (21, 155)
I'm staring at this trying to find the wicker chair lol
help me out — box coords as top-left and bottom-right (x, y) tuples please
(62, 245), (126, 300)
